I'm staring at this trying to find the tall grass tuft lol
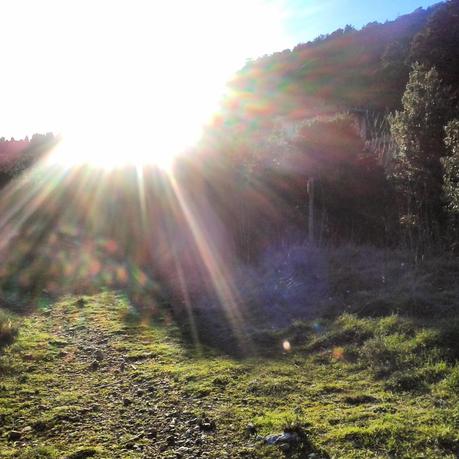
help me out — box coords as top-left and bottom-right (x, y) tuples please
(0, 309), (18, 348)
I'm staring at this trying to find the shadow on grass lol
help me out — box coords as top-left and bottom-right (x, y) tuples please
(117, 285), (309, 360)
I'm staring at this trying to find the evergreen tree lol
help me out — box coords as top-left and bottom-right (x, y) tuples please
(389, 63), (453, 241)
(442, 119), (459, 214)
(410, 0), (459, 97)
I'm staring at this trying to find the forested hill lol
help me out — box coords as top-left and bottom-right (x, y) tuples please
(220, 0), (458, 127)
(0, 134), (57, 189)
(194, 0), (459, 250)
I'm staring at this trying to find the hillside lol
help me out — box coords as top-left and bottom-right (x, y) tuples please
(216, 1), (459, 132)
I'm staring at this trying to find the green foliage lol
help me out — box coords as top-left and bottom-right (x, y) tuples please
(227, 5), (436, 115)
(442, 119), (459, 214)
(389, 64), (454, 239)
(197, 2), (459, 250)
(442, 364), (459, 392)
(410, 0), (459, 91)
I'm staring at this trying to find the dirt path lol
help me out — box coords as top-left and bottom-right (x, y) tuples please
(0, 293), (240, 458)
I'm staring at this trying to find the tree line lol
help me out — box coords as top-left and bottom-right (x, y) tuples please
(192, 0), (459, 254)
(0, 1), (459, 305)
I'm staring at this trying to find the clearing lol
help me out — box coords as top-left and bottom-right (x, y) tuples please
(0, 291), (458, 458)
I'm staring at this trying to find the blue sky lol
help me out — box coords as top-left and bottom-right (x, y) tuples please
(284, 0), (443, 46)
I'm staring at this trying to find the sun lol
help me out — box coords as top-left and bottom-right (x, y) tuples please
(50, 136), (176, 172)
(50, 122), (195, 172)
(25, 1), (291, 171)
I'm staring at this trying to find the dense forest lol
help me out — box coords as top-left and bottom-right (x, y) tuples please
(194, 0), (459, 252)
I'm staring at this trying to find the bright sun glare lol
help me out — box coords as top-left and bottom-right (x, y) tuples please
(0, 0), (291, 170)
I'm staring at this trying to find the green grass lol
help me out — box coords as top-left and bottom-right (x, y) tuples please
(0, 309), (19, 350)
(0, 293), (458, 458)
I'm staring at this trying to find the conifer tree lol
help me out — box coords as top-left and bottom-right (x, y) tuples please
(442, 119), (459, 214)
(389, 63), (453, 240)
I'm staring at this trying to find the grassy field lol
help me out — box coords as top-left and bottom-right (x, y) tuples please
(0, 291), (458, 458)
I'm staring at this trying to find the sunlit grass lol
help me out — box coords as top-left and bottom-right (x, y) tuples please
(2, 293), (457, 458)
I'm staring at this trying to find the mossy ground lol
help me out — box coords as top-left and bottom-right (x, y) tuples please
(0, 292), (457, 458)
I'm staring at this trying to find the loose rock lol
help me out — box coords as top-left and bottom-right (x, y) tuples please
(246, 423), (257, 436)
(94, 349), (104, 361)
(7, 430), (21, 441)
(198, 417), (216, 431)
(264, 431), (299, 448)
